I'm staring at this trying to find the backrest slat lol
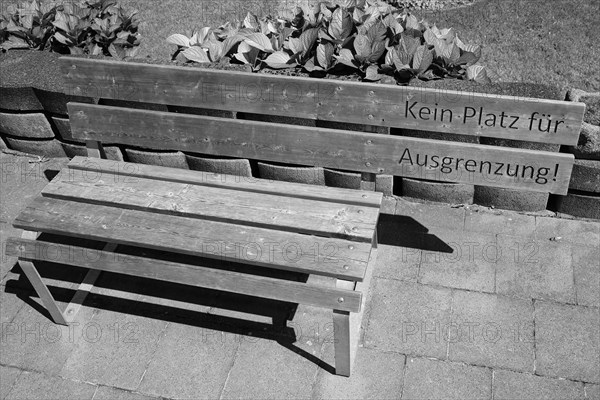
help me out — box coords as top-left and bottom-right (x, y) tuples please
(68, 102), (574, 195)
(61, 57), (585, 146)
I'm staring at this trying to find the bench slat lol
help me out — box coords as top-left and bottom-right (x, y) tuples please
(6, 238), (362, 313)
(69, 103), (575, 195)
(67, 156), (383, 208)
(42, 168), (379, 242)
(61, 57), (584, 145)
(13, 196), (371, 281)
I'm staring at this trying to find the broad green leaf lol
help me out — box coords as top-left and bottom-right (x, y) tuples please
(53, 31), (71, 45)
(91, 43), (102, 55)
(0, 36), (29, 50)
(221, 34), (245, 56)
(455, 51), (480, 66)
(401, 31), (421, 57)
(52, 19), (70, 32)
(183, 46), (211, 63)
(287, 37), (301, 54)
(303, 58), (323, 72)
(367, 20), (386, 44)
(352, 7), (365, 24)
(338, 0), (357, 8)
(243, 12), (259, 30)
(320, 3), (333, 20)
(466, 65), (491, 83)
(405, 14), (420, 30)
(328, 7), (353, 41)
(412, 44), (433, 72)
(166, 33), (190, 47)
(316, 42), (334, 69)
(263, 51), (295, 69)
(383, 13), (403, 35)
(108, 44), (125, 59)
(334, 48), (358, 68)
(369, 39), (386, 63)
(206, 39), (224, 61)
(299, 27), (319, 55)
(364, 64), (381, 81)
(354, 33), (371, 60)
(244, 32), (274, 52)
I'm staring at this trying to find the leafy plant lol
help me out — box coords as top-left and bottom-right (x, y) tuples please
(1, 0), (141, 59)
(167, 0), (490, 85)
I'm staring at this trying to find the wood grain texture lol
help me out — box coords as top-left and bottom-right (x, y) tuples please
(42, 168), (379, 242)
(13, 196), (371, 281)
(61, 57), (584, 145)
(68, 103), (575, 194)
(67, 156), (383, 208)
(6, 238), (362, 312)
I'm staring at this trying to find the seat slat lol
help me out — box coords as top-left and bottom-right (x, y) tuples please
(13, 196), (371, 281)
(6, 238), (362, 313)
(42, 168), (379, 242)
(67, 156), (383, 208)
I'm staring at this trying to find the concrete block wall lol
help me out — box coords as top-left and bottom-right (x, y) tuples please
(555, 90), (600, 219)
(1, 84), (597, 219)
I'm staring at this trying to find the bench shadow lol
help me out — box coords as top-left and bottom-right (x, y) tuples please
(377, 214), (454, 253)
(4, 235), (337, 374)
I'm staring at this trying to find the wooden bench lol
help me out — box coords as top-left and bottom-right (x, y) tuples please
(4, 57), (585, 376)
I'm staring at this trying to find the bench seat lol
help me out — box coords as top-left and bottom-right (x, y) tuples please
(6, 156), (382, 376)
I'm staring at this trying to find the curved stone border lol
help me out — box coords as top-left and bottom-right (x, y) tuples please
(257, 162), (325, 185)
(557, 192), (600, 220)
(124, 149), (189, 169)
(186, 154), (252, 176)
(5, 137), (66, 158)
(402, 178), (474, 204)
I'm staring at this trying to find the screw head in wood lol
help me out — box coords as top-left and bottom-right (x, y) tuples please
(357, 209), (364, 214)
(343, 265), (349, 270)
(348, 245), (354, 250)
(365, 162), (372, 167)
(338, 297), (345, 303)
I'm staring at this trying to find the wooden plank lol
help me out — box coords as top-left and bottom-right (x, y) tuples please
(61, 57), (584, 145)
(42, 168), (379, 243)
(18, 231), (68, 325)
(13, 196), (371, 281)
(67, 156), (383, 208)
(69, 103), (575, 195)
(6, 238), (362, 313)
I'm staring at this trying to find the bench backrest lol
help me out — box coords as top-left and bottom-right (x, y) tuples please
(61, 57), (585, 195)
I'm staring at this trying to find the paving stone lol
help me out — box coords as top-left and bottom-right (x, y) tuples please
(186, 154), (252, 176)
(1, 223), (23, 284)
(493, 369), (585, 400)
(572, 245), (600, 307)
(0, 285), (25, 325)
(0, 365), (21, 400)
(535, 217), (600, 247)
(373, 244), (420, 282)
(495, 235), (576, 303)
(557, 192), (600, 220)
(419, 230), (497, 293)
(257, 162), (325, 185)
(60, 308), (168, 390)
(138, 322), (238, 399)
(585, 384), (600, 399)
(124, 149), (189, 169)
(448, 291), (535, 372)
(395, 198), (465, 232)
(465, 209), (537, 237)
(312, 347), (405, 400)
(92, 386), (159, 400)
(0, 285), (89, 374)
(220, 337), (318, 400)
(364, 279), (452, 359)
(402, 178), (474, 205)
(569, 160), (600, 193)
(4, 138), (66, 158)
(535, 301), (600, 383)
(0, 112), (55, 139)
(5, 370), (96, 400)
(0, 136), (7, 151)
(402, 357), (492, 400)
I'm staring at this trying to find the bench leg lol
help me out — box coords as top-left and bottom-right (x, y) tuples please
(18, 231), (115, 325)
(19, 231), (69, 325)
(333, 308), (352, 376)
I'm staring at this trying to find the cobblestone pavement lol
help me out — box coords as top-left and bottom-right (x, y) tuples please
(1, 152), (598, 399)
